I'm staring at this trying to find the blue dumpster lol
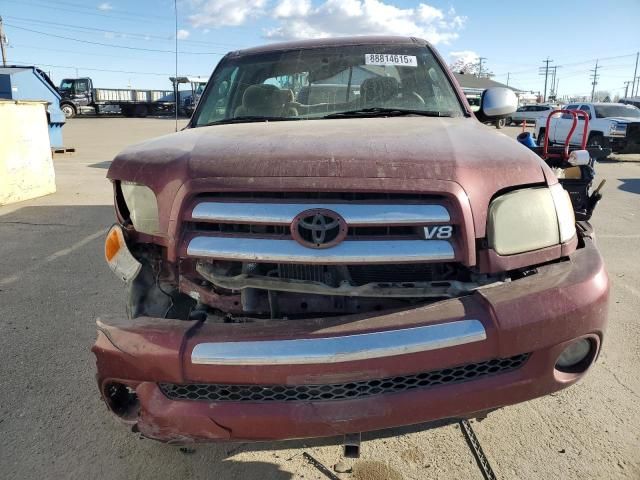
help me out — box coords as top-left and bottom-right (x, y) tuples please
(0, 66), (66, 148)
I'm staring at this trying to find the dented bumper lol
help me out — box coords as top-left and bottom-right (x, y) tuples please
(92, 240), (609, 443)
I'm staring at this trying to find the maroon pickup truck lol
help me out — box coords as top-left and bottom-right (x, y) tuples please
(96, 36), (609, 445)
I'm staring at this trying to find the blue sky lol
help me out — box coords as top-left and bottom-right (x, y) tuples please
(2, 0), (639, 98)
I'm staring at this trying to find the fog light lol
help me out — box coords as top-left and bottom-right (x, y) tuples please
(556, 339), (592, 370)
(105, 382), (139, 419)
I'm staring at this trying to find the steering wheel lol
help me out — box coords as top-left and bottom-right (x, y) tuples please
(406, 91), (426, 105)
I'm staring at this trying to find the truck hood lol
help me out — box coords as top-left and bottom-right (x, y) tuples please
(606, 116), (640, 123)
(110, 116), (547, 187)
(108, 117), (551, 236)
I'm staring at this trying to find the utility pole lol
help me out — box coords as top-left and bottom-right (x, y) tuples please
(0, 16), (8, 67)
(550, 66), (559, 98)
(631, 52), (639, 97)
(539, 58), (553, 103)
(590, 60), (599, 101)
(624, 80), (632, 98)
(506, 72), (510, 86)
(477, 57), (487, 78)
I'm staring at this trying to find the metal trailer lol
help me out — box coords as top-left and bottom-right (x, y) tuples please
(58, 77), (174, 118)
(0, 66), (66, 148)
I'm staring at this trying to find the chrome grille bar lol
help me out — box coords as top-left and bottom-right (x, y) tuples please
(187, 237), (455, 264)
(190, 320), (486, 365)
(191, 203), (450, 225)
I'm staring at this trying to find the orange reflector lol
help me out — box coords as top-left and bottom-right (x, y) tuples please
(105, 227), (122, 262)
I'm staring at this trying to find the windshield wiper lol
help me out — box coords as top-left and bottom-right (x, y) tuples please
(324, 108), (453, 119)
(201, 116), (302, 127)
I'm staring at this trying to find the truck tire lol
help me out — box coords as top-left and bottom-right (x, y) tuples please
(134, 104), (149, 118)
(121, 106), (134, 118)
(588, 133), (607, 148)
(61, 103), (76, 119)
(495, 118), (506, 129)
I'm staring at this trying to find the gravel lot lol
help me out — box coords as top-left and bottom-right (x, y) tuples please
(1, 119), (638, 480)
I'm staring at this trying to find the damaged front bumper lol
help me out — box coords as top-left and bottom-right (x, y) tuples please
(93, 240), (609, 443)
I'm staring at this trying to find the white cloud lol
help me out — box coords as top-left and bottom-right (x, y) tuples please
(449, 50), (479, 65)
(188, 0), (268, 28)
(273, 0), (312, 18)
(265, 0), (466, 45)
(417, 4), (443, 22)
(97, 2), (113, 11)
(177, 29), (191, 39)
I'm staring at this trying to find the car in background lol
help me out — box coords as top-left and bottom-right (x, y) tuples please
(535, 102), (640, 153)
(619, 97), (640, 109)
(506, 104), (555, 126)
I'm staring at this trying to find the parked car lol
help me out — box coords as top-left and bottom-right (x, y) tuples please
(535, 102), (640, 153)
(619, 97), (640, 109)
(96, 36), (609, 446)
(506, 104), (555, 125)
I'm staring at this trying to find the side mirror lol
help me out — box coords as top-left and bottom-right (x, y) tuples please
(476, 87), (518, 122)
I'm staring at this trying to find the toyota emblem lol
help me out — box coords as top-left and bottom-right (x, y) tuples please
(291, 209), (348, 249)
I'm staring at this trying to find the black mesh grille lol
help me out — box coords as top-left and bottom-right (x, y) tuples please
(159, 354), (529, 403)
(348, 263), (442, 285)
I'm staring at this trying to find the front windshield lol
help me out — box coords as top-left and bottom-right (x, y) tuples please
(59, 79), (74, 91)
(595, 104), (640, 119)
(193, 44), (464, 126)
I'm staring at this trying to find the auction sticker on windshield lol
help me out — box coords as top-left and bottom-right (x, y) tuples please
(365, 54), (417, 67)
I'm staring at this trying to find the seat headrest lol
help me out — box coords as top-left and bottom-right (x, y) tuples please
(241, 84), (285, 116)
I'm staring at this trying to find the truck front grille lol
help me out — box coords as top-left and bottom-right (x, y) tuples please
(183, 195), (460, 265)
(159, 354), (529, 403)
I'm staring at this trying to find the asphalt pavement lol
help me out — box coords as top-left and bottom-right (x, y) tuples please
(0, 119), (638, 480)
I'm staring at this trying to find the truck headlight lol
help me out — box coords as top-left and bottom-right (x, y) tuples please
(120, 182), (160, 235)
(488, 185), (575, 255)
(609, 122), (627, 137)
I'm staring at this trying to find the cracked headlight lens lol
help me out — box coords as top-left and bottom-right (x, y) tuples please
(549, 183), (576, 244)
(120, 182), (160, 235)
(488, 185), (575, 256)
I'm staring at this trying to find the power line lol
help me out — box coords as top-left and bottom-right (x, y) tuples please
(4, 14), (244, 48)
(3, 0), (173, 23)
(4, 23), (225, 55)
(6, 15), (175, 42)
(10, 43), (155, 59)
(42, 0), (172, 20)
(493, 52), (639, 77)
(9, 58), (199, 77)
